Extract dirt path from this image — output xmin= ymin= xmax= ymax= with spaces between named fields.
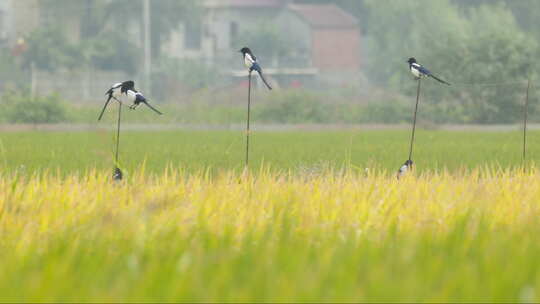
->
xmin=0 ymin=123 xmax=535 ymax=132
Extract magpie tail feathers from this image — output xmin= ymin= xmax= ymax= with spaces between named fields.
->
xmin=143 ymin=101 xmax=163 ymax=115
xmin=429 ymin=74 xmax=451 ymax=85
xmin=257 ymin=71 xmax=273 ymax=90
xmin=97 ymin=95 xmax=112 ymax=121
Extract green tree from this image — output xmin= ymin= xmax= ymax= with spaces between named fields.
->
xmin=233 ymin=22 xmax=305 ymax=67
xmin=363 ymin=0 xmax=538 ymax=123
xmin=103 ymin=0 xmax=201 ymax=59
xmin=34 ymin=0 xmax=201 ymax=72
xmin=22 ymin=27 xmax=83 ymax=71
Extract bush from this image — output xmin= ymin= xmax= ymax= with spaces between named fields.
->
xmin=1 ymin=90 xmax=68 ymax=124
xmin=357 ymin=102 xmax=411 ymax=124
xmin=256 ymin=90 xmax=332 ymax=123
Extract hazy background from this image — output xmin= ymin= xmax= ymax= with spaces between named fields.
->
xmin=0 ymin=0 xmax=539 ymax=125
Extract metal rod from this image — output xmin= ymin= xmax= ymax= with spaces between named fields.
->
xmin=408 ymin=79 xmax=421 ymax=161
xmin=245 ymin=71 xmax=252 ymax=168
xmin=522 ymin=78 xmax=530 ymax=170
xmin=115 ymin=101 xmax=122 ymax=166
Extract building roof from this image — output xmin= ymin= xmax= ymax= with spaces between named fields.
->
xmin=287 ymin=4 xmax=358 ymax=29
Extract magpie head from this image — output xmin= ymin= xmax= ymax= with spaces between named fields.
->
xmin=239 ymin=47 xmax=251 ymax=54
xmin=407 ymin=57 xmax=417 ymax=64
xmin=405 ymin=159 xmax=413 ymax=166
xmin=123 ymin=80 xmax=135 ymax=88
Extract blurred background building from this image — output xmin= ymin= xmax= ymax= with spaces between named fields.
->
xmin=0 ymin=0 xmax=539 ymax=125
xmin=0 ymin=0 xmax=363 ymax=99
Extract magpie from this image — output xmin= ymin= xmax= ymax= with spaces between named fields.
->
xmin=113 ymin=167 xmax=123 ymax=181
xmin=407 ymin=58 xmax=450 ymax=85
xmin=397 ymin=159 xmax=413 ymax=180
xmin=126 ymin=90 xmax=163 ymax=115
xmin=239 ymin=47 xmax=272 ymax=90
xmin=98 ymin=80 xmax=135 ymax=121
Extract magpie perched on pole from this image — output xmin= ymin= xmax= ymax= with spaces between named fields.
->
xmin=239 ymin=47 xmax=272 ymax=90
xmin=407 ymin=58 xmax=450 ymax=85
xmin=126 ymin=90 xmax=163 ymax=115
xmin=98 ymin=81 xmax=135 ymax=121
xmin=397 ymin=159 xmax=413 ymax=180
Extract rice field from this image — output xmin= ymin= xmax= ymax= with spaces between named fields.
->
xmin=0 ymin=129 xmax=539 ymax=174
xmin=0 ymin=130 xmax=539 ymax=301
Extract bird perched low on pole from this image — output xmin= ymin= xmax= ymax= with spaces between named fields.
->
xmin=408 ymin=57 xmax=450 ymax=85
xmin=397 ymin=159 xmax=413 ymax=180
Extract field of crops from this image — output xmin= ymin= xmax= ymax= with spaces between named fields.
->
xmin=1 ymin=129 xmax=539 ymax=301
xmin=1 ymin=129 xmax=539 ymax=174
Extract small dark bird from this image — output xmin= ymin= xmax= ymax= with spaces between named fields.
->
xmin=113 ymin=167 xmax=123 ymax=181
xmin=126 ymin=90 xmax=163 ymax=115
xmin=407 ymin=58 xmax=450 ymax=85
xmin=98 ymin=81 xmax=135 ymax=121
xmin=397 ymin=159 xmax=413 ymax=180
xmin=239 ymin=47 xmax=272 ymax=90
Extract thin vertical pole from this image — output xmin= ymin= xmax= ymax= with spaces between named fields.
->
xmin=113 ymin=102 xmax=123 ymax=180
xmin=245 ymin=72 xmax=252 ymax=168
xmin=408 ymin=79 xmax=421 ymax=161
xmin=115 ymin=102 xmax=122 ymax=165
xmin=522 ymin=79 xmax=530 ymax=170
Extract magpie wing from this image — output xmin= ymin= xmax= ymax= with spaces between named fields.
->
xmin=417 ymin=65 xmax=432 ymax=76
xmin=120 ymin=80 xmax=135 ymax=94
xmin=105 ymin=82 xmax=122 ymax=95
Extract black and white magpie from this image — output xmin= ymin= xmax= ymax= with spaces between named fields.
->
xmin=98 ymin=80 xmax=135 ymax=121
xmin=397 ymin=159 xmax=413 ymax=180
xmin=407 ymin=58 xmax=450 ymax=85
xmin=239 ymin=47 xmax=272 ymax=90
xmin=126 ymin=90 xmax=162 ymax=115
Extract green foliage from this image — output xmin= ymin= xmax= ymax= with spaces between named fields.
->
xmin=0 ymin=90 xmax=68 ymax=124
xmin=96 ymin=0 xmax=201 ymax=58
xmin=257 ymin=90 xmax=331 ymax=123
xmin=0 ymin=51 xmax=28 ymax=89
xmin=23 ymin=25 xmax=139 ymax=73
xmin=233 ymin=22 xmax=303 ymax=66
xmin=153 ymin=58 xmax=223 ymax=94
xmin=22 ymin=27 xmax=83 ymax=71
xmin=358 ymin=101 xmax=411 ymax=124
xmin=83 ymin=32 xmax=139 ymax=74
xmin=25 ymin=0 xmax=201 ymax=73
xmin=364 ymin=0 xmax=539 ymax=124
